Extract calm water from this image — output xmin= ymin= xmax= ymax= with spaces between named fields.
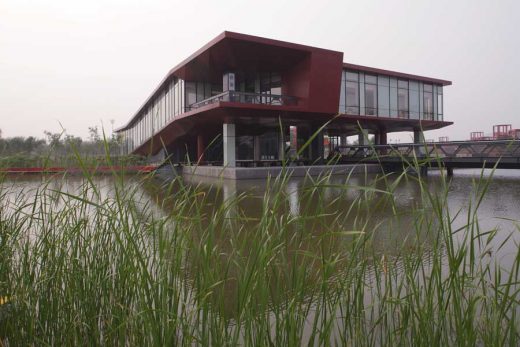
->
xmin=3 ymin=168 xmax=519 ymax=268
xmin=2 ymin=168 xmax=520 ymax=342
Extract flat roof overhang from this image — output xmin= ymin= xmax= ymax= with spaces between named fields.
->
xmin=343 ymin=63 xmax=452 ymax=86
xmin=131 ymin=104 xmax=453 ymax=155
xmin=118 ymin=31 xmax=452 ymax=134
xmin=118 ymin=31 xmax=343 ymax=131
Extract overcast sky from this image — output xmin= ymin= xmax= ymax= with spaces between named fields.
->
xmin=1 ymin=0 xmax=519 ymax=142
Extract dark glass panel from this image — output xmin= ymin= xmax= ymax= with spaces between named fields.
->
xmin=398 ymin=80 xmax=408 ymax=89
xmin=346 ymin=71 xmax=359 ymax=81
xmin=346 ymin=81 xmax=359 ymax=114
xmin=236 ymin=135 xmax=254 ymax=160
xmin=365 ymin=83 xmax=377 ymax=116
xmin=398 ymin=88 xmax=409 ymax=118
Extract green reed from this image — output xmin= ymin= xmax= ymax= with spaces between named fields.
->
xmin=0 ymin=154 xmax=519 ymax=346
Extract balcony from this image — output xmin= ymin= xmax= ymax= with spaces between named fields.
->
xmin=188 ymin=91 xmax=298 ymax=110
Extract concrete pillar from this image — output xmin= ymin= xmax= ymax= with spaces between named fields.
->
xmin=374 ymin=133 xmax=381 ymax=145
xmin=197 ymin=134 xmax=205 ymax=163
xmin=358 ymin=129 xmax=369 ymax=146
xmin=222 ymin=179 xmax=237 ymax=222
xmin=278 ymin=131 xmax=285 ymax=161
xmin=414 ymin=129 xmax=426 ymax=157
xmin=223 ymin=123 xmax=236 ymax=167
xmin=379 ymin=131 xmax=388 ymax=145
xmin=414 ymin=130 xmax=425 ymax=144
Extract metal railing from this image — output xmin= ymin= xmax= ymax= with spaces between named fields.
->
xmin=337 ymin=140 xmax=520 ymax=159
xmin=188 ymin=91 xmax=298 ymax=110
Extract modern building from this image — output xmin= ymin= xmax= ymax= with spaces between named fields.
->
xmin=116 ymin=31 xmax=452 ymax=167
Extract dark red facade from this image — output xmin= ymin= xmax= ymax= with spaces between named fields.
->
xmin=117 ymin=31 xmax=452 ymax=159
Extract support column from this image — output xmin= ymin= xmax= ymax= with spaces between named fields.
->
xmin=414 ymin=129 xmax=426 ymax=157
xmin=414 ymin=129 xmax=425 ymax=144
xmin=278 ymin=131 xmax=285 ymax=161
xmin=379 ymin=131 xmax=388 ymax=145
xmin=374 ymin=133 xmax=381 ymax=145
xmin=310 ymin=126 xmax=324 ymax=163
xmin=223 ymin=123 xmax=236 ymax=167
xmin=358 ymin=129 xmax=369 ymax=146
xmin=197 ymin=134 xmax=205 ymax=163
xmin=376 ymin=130 xmax=388 ymax=155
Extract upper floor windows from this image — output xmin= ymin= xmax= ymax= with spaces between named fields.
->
xmin=339 ymin=70 xmax=444 ymax=121
xmin=364 ymin=75 xmax=377 ymax=116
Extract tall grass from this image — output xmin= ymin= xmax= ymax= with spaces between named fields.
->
xmin=0 ymin=160 xmax=518 ymax=346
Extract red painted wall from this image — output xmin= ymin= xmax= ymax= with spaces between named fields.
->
xmin=307 ymin=50 xmax=344 ymax=114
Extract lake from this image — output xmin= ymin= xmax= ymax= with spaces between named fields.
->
xmin=1 ymin=168 xmax=519 ymax=345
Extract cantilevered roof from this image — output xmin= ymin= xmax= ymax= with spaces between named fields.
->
xmin=342 ymin=63 xmax=452 ymax=86
xmin=117 ymin=31 xmax=452 ymax=132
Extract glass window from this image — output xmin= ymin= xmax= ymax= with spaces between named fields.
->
xmin=174 ymin=80 xmax=179 ymax=116
xmin=423 ymin=84 xmax=433 ymax=120
xmin=438 ymin=93 xmax=443 ymax=118
xmin=259 ymin=132 xmax=278 ymax=160
xmin=339 ymin=71 xmax=346 ymax=113
xmin=236 ymin=135 xmax=254 ymax=160
xmin=365 ymin=75 xmax=377 ymax=116
xmin=390 ymin=78 xmax=398 ymax=117
xmin=270 ymin=73 xmax=281 ymax=95
xmin=398 ymin=80 xmax=408 ymax=118
xmin=410 ymin=89 xmax=420 ymax=119
xmin=346 ymin=81 xmax=359 ymax=114
xmin=398 ymin=80 xmax=408 ymax=89
xmin=196 ymin=82 xmax=205 ymax=102
xmin=346 ymin=71 xmax=359 ymax=81
xmin=378 ymin=76 xmax=390 ymax=116
xmin=260 ymin=73 xmax=271 ymax=94
xmin=365 ymin=74 xmax=377 ymax=84
xmin=204 ymin=82 xmax=211 ymax=100
xmin=185 ymin=82 xmax=196 ymax=107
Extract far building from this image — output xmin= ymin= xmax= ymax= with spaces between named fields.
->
xmin=116 ymin=31 xmax=452 ymax=166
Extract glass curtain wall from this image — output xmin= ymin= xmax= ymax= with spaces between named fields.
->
xmin=409 ymin=81 xmax=420 ymax=120
xmin=346 ymin=72 xmax=359 ymax=114
xmin=423 ymin=84 xmax=434 ymax=120
xmin=377 ymin=76 xmax=390 ymax=116
xmin=437 ymin=86 xmax=443 ymax=121
xmin=364 ymin=75 xmax=377 ymax=116
xmin=397 ymin=80 xmax=409 ymax=119
xmin=339 ymin=69 xmax=445 ymax=122
xmin=120 ymin=77 xmax=186 ymax=154
xmin=184 ymin=81 xmax=214 ymax=109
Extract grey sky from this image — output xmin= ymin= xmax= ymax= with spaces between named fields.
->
xmin=1 ymin=0 xmax=519 ymax=142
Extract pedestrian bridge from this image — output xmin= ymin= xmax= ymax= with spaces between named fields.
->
xmin=338 ymin=140 xmax=520 ymax=174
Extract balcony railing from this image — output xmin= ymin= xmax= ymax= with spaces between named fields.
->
xmin=188 ymin=91 xmax=298 ymax=110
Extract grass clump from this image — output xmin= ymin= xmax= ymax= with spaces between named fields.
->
xmin=0 ymin=162 xmax=518 ymax=346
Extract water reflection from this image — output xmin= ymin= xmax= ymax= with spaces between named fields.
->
xmin=2 ymin=169 xmax=519 ymax=323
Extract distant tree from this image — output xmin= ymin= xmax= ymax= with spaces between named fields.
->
xmin=65 ymin=135 xmax=83 ymax=149
xmin=88 ymin=126 xmax=101 ymax=143
xmin=44 ymin=130 xmax=63 ymax=148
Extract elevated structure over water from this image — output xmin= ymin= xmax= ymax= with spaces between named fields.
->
xmin=116 ymin=31 xmax=452 ymax=170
